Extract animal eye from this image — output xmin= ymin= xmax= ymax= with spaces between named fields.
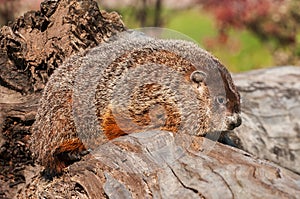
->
xmin=190 ymin=71 xmax=206 ymax=84
xmin=216 ymin=96 xmax=227 ymax=105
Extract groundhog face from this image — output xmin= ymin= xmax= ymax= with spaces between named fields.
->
xmin=189 ymin=63 xmax=241 ymax=134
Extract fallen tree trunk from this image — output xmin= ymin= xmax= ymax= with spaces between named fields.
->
xmin=16 ymin=131 xmax=300 ymax=198
xmin=0 ymin=0 xmax=299 ymax=198
xmin=231 ymin=66 xmax=300 ymax=174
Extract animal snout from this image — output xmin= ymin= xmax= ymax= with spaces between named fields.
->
xmin=226 ymin=113 xmax=242 ymax=130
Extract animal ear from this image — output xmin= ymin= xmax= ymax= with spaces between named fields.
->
xmin=190 ymin=70 xmax=207 ymax=84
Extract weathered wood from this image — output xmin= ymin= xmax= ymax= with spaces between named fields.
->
xmin=0 ymin=87 xmax=39 ymax=199
xmin=16 ymin=131 xmax=300 ymax=198
xmin=0 ymin=0 xmax=125 ymax=94
xmin=231 ymin=66 xmax=300 ymax=174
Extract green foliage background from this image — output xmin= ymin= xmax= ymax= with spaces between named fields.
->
xmin=115 ymin=5 xmax=297 ymax=72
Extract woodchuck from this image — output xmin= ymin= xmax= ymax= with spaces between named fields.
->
xmin=30 ymin=32 xmax=241 ymax=178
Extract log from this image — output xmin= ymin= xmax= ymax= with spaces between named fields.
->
xmin=16 ymin=131 xmax=300 ymax=198
xmin=231 ymin=66 xmax=300 ymax=174
xmin=0 ymin=0 xmax=299 ymax=198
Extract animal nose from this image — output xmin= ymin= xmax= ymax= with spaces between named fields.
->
xmin=226 ymin=113 xmax=242 ymax=130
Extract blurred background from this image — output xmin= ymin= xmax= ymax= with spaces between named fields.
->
xmin=0 ymin=0 xmax=299 ymax=72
